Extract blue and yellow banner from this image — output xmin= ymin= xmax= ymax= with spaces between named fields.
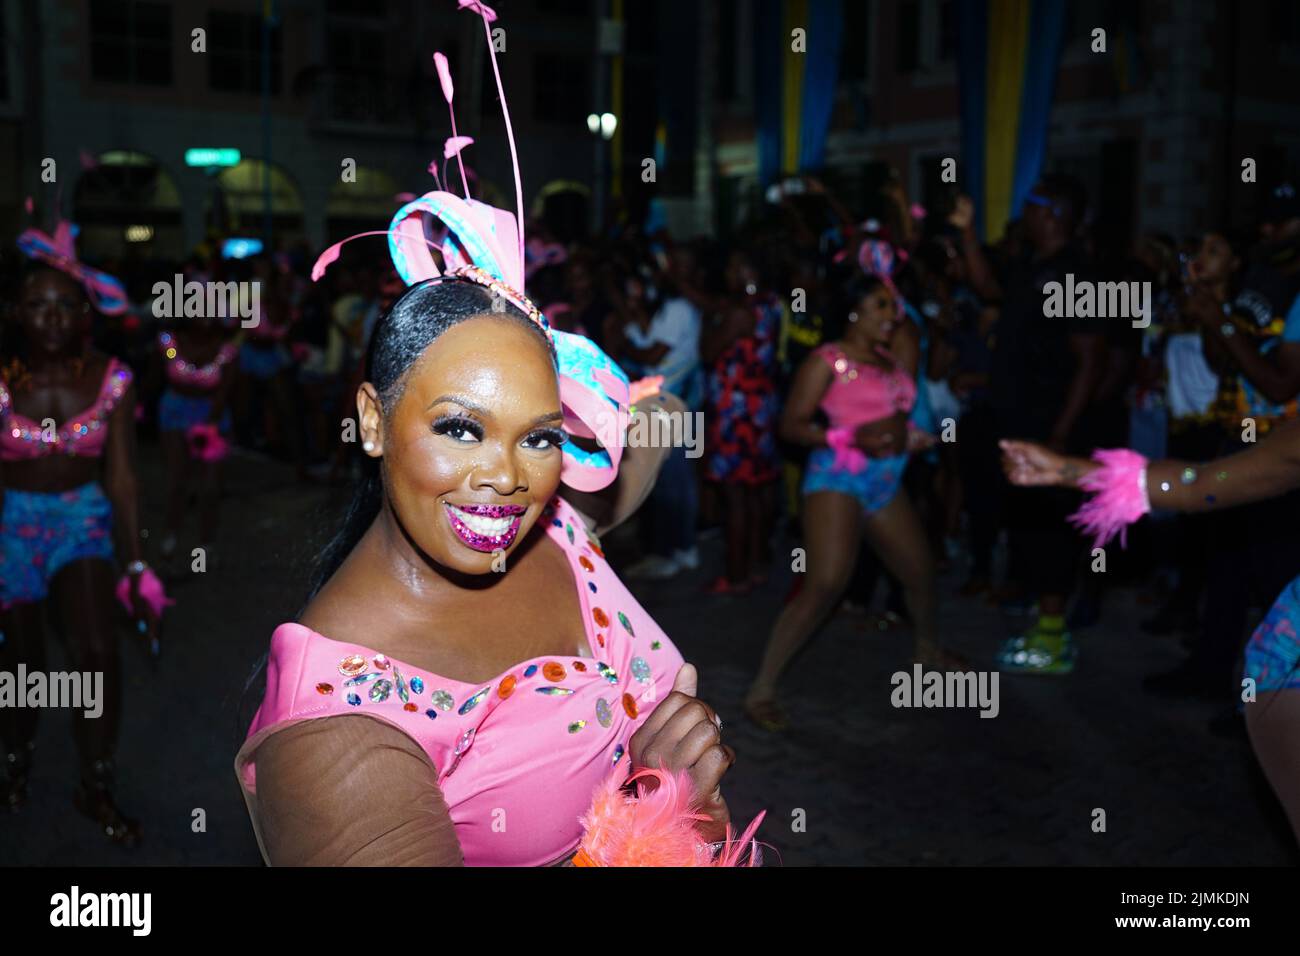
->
xmin=957 ymin=0 xmax=1066 ymax=241
xmin=755 ymin=0 xmax=844 ymax=187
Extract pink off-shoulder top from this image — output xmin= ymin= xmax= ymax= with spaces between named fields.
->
xmin=236 ymin=494 xmax=686 ymax=867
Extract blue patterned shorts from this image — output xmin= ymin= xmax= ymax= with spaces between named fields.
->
xmin=159 ymin=388 xmax=232 ymax=433
xmin=801 ymin=448 xmax=909 ymax=516
xmin=1243 ymin=574 xmax=1300 ymax=693
xmin=0 ymin=483 xmax=115 ymax=606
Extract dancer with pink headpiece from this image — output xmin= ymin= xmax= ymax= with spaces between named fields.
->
xmin=1 ymin=212 xmax=165 ymax=846
xmin=236 ymin=0 xmax=762 ymax=866
xmin=743 ymin=259 xmax=962 ymax=732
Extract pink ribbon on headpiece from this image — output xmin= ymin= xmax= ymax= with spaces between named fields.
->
xmin=857 ymin=238 xmax=906 ymax=320
xmin=17 ymin=220 xmax=128 ymax=315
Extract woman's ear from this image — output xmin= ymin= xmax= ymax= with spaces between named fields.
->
xmin=357 ymin=382 xmax=384 ymax=456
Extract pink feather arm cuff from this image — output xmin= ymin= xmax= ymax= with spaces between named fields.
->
xmin=573 ymin=757 xmax=766 ymax=867
xmin=1067 ymin=448 xmax=1151 ymax=549
xmin=115 ymin=567 xmax=175 ymax=620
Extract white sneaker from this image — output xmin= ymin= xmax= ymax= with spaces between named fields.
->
xmin=672 ymin=547 xmax=700 ymax=570
xmin=625 ymin=555 xmax=682 ymax=580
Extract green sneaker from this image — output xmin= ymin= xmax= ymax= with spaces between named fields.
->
xmin=996 ymin=629 xmax=1076 ymax=674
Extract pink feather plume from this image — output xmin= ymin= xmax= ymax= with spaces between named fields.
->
xmin=576 ymin=756 xmax=766 ymax=867
xmin=433 ymin=51 xmax=455 ymax=103
xmin=444 ymin=135 xmax=474 ymax=160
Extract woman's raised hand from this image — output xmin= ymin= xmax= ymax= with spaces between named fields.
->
xmin=628 ymin=663 xmax=734 ymax=843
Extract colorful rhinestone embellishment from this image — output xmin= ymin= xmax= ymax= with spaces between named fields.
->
xmin=459 ymin=687 xmax=490 ymax=715
xmin=542 ymin=662 xmax=566 ymax=682
xmin=338 ymin=654 xmax=367 ymax=677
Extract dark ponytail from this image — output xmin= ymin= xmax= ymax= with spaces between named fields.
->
xmin=303 ymin=276 xmax=555 ymax=604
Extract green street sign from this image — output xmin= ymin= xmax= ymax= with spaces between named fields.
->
xmin=185 ymin=148 xmax=242 ymax=168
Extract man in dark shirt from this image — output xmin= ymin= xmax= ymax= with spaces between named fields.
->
xmin=958 ymin=175 xmax=1107 ymax=673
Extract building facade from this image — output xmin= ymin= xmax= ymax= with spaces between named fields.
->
xmin=2 ymin=0 xmax=604 ymax=260
xmin=703 ymin=0 xmax=1300 ymax=243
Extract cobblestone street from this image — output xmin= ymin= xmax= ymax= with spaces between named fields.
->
xmin=5 ymin=448 xmax=1296 ymax=866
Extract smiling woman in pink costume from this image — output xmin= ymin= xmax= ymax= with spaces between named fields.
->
xmin=235 ymin=2 xmax=757 ymax=867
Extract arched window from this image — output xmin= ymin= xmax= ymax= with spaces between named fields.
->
xmin=206 ymin=158 xmax=305 ymax=246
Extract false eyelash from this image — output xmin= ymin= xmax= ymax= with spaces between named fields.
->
xmin=431 ymin=414 xmax=484 ymax=442
xmin=526 ymin=427 xmax=567 ymax=449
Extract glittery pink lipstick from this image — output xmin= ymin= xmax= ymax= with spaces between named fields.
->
xmin=444 ymin=502 xmax=526 ymax=553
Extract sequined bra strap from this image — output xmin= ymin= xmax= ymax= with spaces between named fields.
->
xmin=94 ymin=358 xmax=133 ymax=418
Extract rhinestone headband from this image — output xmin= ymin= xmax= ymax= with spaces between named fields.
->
xmin=445 ymin=263 xmax=552 ymax=345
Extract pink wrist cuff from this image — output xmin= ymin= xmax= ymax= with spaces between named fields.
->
xmin=826 ymin=426 xmax=868 ymax=473
xmin=115 ymin=567 xmax=175 ymax=620
xmin=1067 ymin=448 xmax=1151 ymax=549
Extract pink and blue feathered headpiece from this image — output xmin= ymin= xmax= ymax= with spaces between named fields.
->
xmin=311 ymin=0 xmax=629 ymax=493
xmin=17 ymin=218 xmax=128 ymax=315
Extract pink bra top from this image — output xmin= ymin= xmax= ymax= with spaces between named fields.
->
xmin=815 ymin=343 xmax=916 ymax=431
xmin=236 ymin=494 xmax=686 ymax=867
xmin=159 ymin=332 xmax=237 ymax=389
xmin=0 ymin=358 xmax=133 ymax=461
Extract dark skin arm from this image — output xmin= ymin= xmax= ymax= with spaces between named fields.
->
xmin=951 ymin=196 xmax=1002 ymax=302
xmin=1002 ymin=415 xmax=1300 ymax=513
xmin=1190 ymin=287 xmax=1300 ymax=405
xmin=103 ymin=380 xmax=159 ymax=643
xmin=1048 ymin=332 xmax=1105 ymax=451
xmin=778 ymin=352 xmax=835 ymax=449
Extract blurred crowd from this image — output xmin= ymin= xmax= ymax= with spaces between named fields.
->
xmin=7 ymin=172 xmax=1299 ymax=733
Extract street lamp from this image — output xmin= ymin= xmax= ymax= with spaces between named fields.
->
xmin=588 ymin=112 xmax=617 ymax=141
